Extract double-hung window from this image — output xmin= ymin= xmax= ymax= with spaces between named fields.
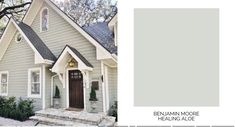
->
xmin=28 ymin=68 xmax=41 ymax=98
xmin=0 ymin=71 xmax=8 ymax=96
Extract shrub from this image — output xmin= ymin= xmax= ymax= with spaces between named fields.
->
xmin=54 ymin=85 xmax=60 ymax=98
xmin=89 ymin=86 xmax=98 ymax=101
xmin=109 ymin=101 xmax=117 ymax=121
xmin=0 ymin=96 xmax=34 ymax=121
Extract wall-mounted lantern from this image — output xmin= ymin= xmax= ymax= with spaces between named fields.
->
xmin=69 ymin=59 xmax=75 ymax=67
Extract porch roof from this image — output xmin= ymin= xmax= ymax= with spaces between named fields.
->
xmin=51 ymin=45 xmax=93 ymax=73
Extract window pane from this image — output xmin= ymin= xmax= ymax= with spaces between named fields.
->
xmin=1 ymin=83 xmax=7 ymax=94
xmin=1 ymin=74 xmax=7 ymax=83
xmin=31 ymin=71 xmax=39 ymax=82
xmin=31 ymin=83 xmax=40 ymax=94
xmin=42 ymin=9 xmax=48 ymax=31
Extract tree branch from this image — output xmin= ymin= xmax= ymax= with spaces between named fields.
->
xmin=0 ymin=2 xmax=31 ymax=19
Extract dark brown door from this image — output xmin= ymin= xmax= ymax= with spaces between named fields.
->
xmin=69 ymin=70 xmax=84 ymax=108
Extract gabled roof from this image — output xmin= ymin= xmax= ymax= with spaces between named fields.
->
xmin=18 ymin=22 xmax=56 ymax=61
xmin=0 ymin=19 xmax=56 ymax=64
xmin=23 ymin=0 xmax=117 ymax=59
xmin=51 ymin=45 xmax=93 ymax=72
xmin=66 ymin=45 xmax=93 ymax=68
xmin=83 ymin=22 xmax=117 ymax=55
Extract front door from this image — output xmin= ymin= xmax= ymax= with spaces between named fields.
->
xmin=69 ymin=70 xmax=84 ymax=109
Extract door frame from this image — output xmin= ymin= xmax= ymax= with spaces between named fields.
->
xmin=66 ymin=68 xmax=86 ymax=110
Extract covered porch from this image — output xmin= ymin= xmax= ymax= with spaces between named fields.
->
xmin=50 ymin=45 xmax=93 ymax=111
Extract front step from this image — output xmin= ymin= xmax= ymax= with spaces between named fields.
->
xmin=34 ymin=109 xmax=105 ymax=125
xmin=98 ymin=116 xmax=116 ymax=127
xmin=30 ymin=115 xmax=73 ymax=126
xmin=31 ymin=115 xmax=97 ymax=126
xmin=29 ymin=108 xmax=116 ymax=126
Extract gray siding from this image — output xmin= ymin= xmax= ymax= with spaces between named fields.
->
xmin=31 ymin=2 xmax=103 ymax=112
xmin=108 ymin=67 xmax=117 ymax=107
xmin=53 ymin=76 xmax=66 ymax=108
xmin=45 ymin=68 xmax=52 ymax=108
xmin=0 ymin=32 xmax=42 ymax=111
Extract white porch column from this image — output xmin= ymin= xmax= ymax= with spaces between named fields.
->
xmin=42 ymin=64 xmax=46 ymax=109
xmin=101 ymin=61 xmax=109 ymax=113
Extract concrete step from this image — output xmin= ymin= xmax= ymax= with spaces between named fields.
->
xmin=31 ymin=115 xmax=96 ymax=126
xmin=98 ymin=116 xmax=116 ymax=127
xmin=30 ymin=115 xmax=73 ymax=126
xmin=34 ymin=109 xmax=105 ymax=125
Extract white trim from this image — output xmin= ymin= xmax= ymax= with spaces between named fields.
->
xmin=27 ymin=67 xmax=42 ymax=98
xmin=104 ymin=65 xmax=110 ymax=112
xmin=0 ymin=71 xmax=9 ymax=96
xmin=42 ymin=65 xmax=46 ymax=109
xmin=81 ymin=71 xmax=89 ymax=110
xmin=66 ymin=68 xmax=86 ymax=110
xmin=101 ymin=61 xmax=106 ymax=112
xmin=44 ymin=0 xmax=113 ymax=60
xmin=51 ymin=46 xmax=93 ymax=73
xmin=23 ymin=0 xmax=43 ymax=25
xmin=40 ymin=7 xmax=49 ymax=32
xmin=12 ymin=20 xmax=44 ymax=60
xmin=0 ymin=19 xmax=17 ymax=61
xmin=0 ymin=19 xmax=53 ymax=64
xmin=108 ymin=14 xmax=117 ymax=27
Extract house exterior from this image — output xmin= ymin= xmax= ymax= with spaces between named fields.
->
xmin=0 ymin=0 xmax=117 ymax=114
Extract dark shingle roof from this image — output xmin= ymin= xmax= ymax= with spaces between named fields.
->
xmin=53 ymin=45 xmax=93 ymax=68
xmin=66 ymin=45 xmax=93 ymax=68
xmin=18 ymin=22 xmax=56 ymax=61
xmin=83 ymin=22 xmax=117 ymax=55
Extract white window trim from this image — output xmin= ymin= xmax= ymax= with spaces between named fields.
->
xmin=0 ymin=71 xmax=9 ymax=96
xmin=28 ymin=67 xmax=41 ymax=98
xmin=40 ymin=7 xmax=49 ymax=32
xmin=15 ymin=32 xmax=22 ymax=43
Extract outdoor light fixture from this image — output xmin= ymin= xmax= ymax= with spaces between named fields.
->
xmin=69 ymin=59 xmax=75 ymax=67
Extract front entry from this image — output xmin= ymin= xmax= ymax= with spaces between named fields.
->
xmin=69 ymin=70 xmax=84 ymax=109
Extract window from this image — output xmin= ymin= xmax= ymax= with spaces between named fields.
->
xmin=15 ymin=32 xmax=22 ymax=43
xmin=0 ymin=71 xmax=8 ymax=96
xmin=28 ymin=68 xmax=41 ymax=98
xmin=41 ymin=8 xmax=49 ymax=32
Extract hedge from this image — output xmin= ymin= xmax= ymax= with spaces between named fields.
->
xmin=0 ymin=96 xmax=34 ymax=121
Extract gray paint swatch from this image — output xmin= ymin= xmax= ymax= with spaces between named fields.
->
xmin=134 ymin=9 xmax=219 ymax=106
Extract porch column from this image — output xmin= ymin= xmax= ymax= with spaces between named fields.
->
xmin=42 ymin=64 xmax=46 ymax=109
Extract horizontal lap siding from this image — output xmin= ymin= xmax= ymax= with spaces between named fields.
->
xmin=108 ymin=67 xmax=117 ymax=107
xmin=53 ymin=77 xmax=66 ymax=108
xmin=0 ymin=34 xmax=42 ymax=111
xmin=31 ymin=2 xmax=103 ymax=112
xmin=45 ymin=68 xmax=52 ymax=108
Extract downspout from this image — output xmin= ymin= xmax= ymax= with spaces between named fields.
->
xmin=51 ymin=74 xmax=58 ymax=106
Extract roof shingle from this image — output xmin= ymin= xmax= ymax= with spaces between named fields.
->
xmin=83 ymin=22 xmax=117 ymax=55
xmin=18 ymin=22 xmax=56 ymax=61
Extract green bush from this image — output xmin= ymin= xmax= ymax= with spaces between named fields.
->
xmin=89 ymin=86 xmax=98 ymax=101
xmin=54 ymin=85 xmax=60 ymax=98
xmin=0 ymin=96 xmax=34 ymax=121
xmin=109 ymin=101 xmax=117 ymax=121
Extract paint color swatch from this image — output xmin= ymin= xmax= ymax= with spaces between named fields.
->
xmin=134 ymin=9 xmax=219 ymax=106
